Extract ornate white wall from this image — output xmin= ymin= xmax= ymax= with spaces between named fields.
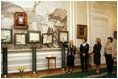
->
xmin=67 ymin=1 xmax=117 ymax=64
xmin=67 ymin=1 xmax=117 ymax=47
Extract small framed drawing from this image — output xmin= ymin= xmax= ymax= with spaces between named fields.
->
xmin=28 ymin=31 xmax=41 ymax=43
xmin=77 ymin=24 xmax=87 ymax=39
xmin=14 ymin=33 xmax=27 ymax=46
xmin=42 ymin=33 xmax=53 ymax=44
xmin=1 ymin=28 xmax=12 ymax=44
xmin=58 ymin=31 xmax=69 ymax=43
xmin=14 ymin=12 xmax=27 ymax=29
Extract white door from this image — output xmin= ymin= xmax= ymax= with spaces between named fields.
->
xmin=90 ymin=16 xmax=108 ymax=64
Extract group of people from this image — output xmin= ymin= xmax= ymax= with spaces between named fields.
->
xmin=62 ymin=37 xmax=115 ymax=75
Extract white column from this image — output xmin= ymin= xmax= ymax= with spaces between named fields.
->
xmin=73 ymin=1 xmax=75 ymax=45
xmin=69 ymin=1 xmax=73 ymax=40
xmin=67 ymin=1 xmax=70 ymax=33
xmin=75 ymin=2 xmax=78 ymax=46
xmin=87 ymin=1 xmax=90 ymax=44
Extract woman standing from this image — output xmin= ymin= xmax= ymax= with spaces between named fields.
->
xmin=93 ymin=38 xmax=102 ymax=74
xmin=104 ymin=37 xmax=115 ymax=75
xmin=66 ymin=40 xmax=76 ymax=73
xmin=80 ymin=39 xmax=89 ymax=72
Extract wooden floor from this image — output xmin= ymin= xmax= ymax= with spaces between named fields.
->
xmin=2 ymin=63 xmax=117 ymax=78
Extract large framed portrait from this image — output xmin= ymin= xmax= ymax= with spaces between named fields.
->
xmin=14 ymin=12 xmax=27 ymax=29
xmin=1 ymin=28 xmax=12 ymax=44
xmin=58 ymin=31 xmax=69 ymax=43
xmin=42 ymin=33 xmax=53 ymax=44
xmin=77 ymin=24 xmax=87 ymax=39
xmin=28 ymin=31 xmax=41 ymax=43
xmin=14 ymin=33 xmax=27 ymax=46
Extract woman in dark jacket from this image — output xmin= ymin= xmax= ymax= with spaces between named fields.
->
xmin=93 ymin=38 xmax=102 ymax=74
xmin=80 ymin=39 xmax=89 ymax=72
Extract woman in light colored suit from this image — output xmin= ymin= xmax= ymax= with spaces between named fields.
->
xmin=104 ymin=37 xmax=115 ymax=75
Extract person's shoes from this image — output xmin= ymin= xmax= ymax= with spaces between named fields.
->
xmin=65 ymin=70 xmax=69 ymax=73
xmin=96 ymin=70 xmax=100 ymax=74
xmin=85 ymin=70 xmax=88 ymax=72
xmin=65 ymin=71 xmax=69 ymax=73
xmin=108 ymin=73 xmax=112 ymax=75
xmin=70 ymin=71 xmax=72 ymax=73
xmin=96 ymin=72 xmax=100 ymax=74
xmin=69 ymin=69 xmax=72 ymax=73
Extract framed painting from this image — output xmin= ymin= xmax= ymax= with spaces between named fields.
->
xmin=114 ymin=31 xmax=117 ymax=39
xmin=14 ymin=12 xmax=27 ymax=29
xmin=77 ymin=24 xmax=87 ymax=39
xmin=14 ymin=33 xmax=27 ymax=46
xmin=1 ymin=28 xmax=12 ymax=44
xmin=28 ymin=31 xmax=41 ymax=43
xmin=42 ymin=33 xmax=53 ymax=44
xmin=58 ymin=31 xmax=68 ymax=43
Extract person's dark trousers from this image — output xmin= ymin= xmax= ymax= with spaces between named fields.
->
xmin=61 ymin=46 xmax=65 ymax=69
xmin=105 ymin=54 xmax=114 ymax=74
xmin=80 ymin=55 xmax=88 ymax=71
xmin=80 ymin=55 xmax=84 ymax=71
xmin=85 ymin=55 xmax=88 ymax=71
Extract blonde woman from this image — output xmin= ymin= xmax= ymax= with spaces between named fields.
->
xmin=66 ymin=40 xmax=76 ymax=73
xmin=93 ymin=38 xmax=102 ymax=74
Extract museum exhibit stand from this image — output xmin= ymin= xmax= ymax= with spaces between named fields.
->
xmin=2 ymin=44 xmax=8 ymax=78
xmin=32 ymin=44 xmax=37 ymax=74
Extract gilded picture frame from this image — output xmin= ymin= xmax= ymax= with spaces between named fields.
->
xmin=14 ymin=12 xmax=27 ymax=29
xmin=1 ymin=28 xmax=12 ymax=44
xmin=77 ymin=24 xmax=87 ymax=39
